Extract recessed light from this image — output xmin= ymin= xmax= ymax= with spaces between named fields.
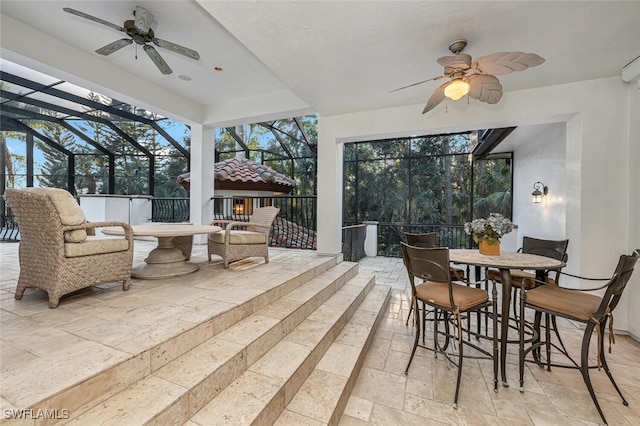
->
xmin=213 ymin=66 xmax=223 ymax=72
xmin=178 ymin=75 xmax=192 ymax=81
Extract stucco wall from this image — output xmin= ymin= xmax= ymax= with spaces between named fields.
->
xmin=511 ymin=123 xmax=568 ymax=258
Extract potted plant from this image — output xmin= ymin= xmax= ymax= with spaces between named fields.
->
xmin=464 ymin=213 xmax=515 ymax=255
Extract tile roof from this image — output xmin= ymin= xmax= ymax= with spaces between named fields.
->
xmin=177 ymin=157 xmax=296 ymax=193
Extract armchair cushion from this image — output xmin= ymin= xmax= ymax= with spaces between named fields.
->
xmin=208 ymin=230 xmax=267 ymax=245
xmin=64 ymin=236 xmax=130 ymax=258
xmin=25 ymin=187 xmax=88 ymax=243
xmin=65 ymin=229 xmax=88 ymax=243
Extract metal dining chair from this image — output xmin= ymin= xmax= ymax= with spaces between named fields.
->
xmin=401 ymin=243 xmax=498 ymax=409
xmin=403 ymin=232 xmax=467 ymax=326
xmin=518 ymin=251 xmax=639 ymax=425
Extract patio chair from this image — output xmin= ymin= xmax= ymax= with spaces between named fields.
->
xmin=518 ymin=251 xmax=639 ymax=425
xmin=208 ymin=206 xmax=280 ymax=268
xmin=403 ymin=232 xmax=467 ymax=326
xmin=3 ymin=188 xmax=134 ymax=308
xmin=486 ymin=236 xmax=569 ymax=318
xmin=401 ymin=242 xmax=498 ymax=409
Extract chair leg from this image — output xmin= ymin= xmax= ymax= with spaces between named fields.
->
xmin=519 ymin=288 xmax=526 ymax=392
xmin=405 ymin=299 xmax=421 ymax=374
xmin=598 ymin=322 xmax=628 ymax=407
xmin=122 ymin=278 xmax=130 ymax=291
xmin=47 ymin=294 xmax=60 ymax=309
xmin=422 ymin=303 xmax=427 ymax=344
xmin=14 ymin=282 xmax=27 ymax=300
xmin=453 ymin=327 xmax=464 ymax=409
xmin=405 ymin=296 xmax=414 ymax=326
xmin=545 ymin=313 xmax=552 ymax=371
xmin=532 ymin=312 xmax=543 ymax=364
xmin=492 ymin=285 xmax=499 ymax=393
xmin=580 ymin=324 xmax=608 ymax=426
xmin=550 ymin=315 xmax=569 ymax=359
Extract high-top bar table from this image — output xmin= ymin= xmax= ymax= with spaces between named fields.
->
xmin=102 ymin=224 xmax=221 ymax=279
xmin=449 ymin=249 xmax=565 ymax=387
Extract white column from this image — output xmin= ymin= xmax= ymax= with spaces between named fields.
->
xmin=316 ymin=117 xmax=343 ymax=255
xmin=189 ymin=124 xmax=215 ymax=243
xmin=363 ymin=221 xmax=378 ymax=257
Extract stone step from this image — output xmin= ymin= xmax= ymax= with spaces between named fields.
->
xmin=187 ymin=279 xmax=390 ymax=426
xmin=2 ymin=252 xmax=342 ymax=425
xmin=276 ymin=284 xmax=391 ymax=426
xmin=64 ymin=261 xmax=360 ymax=425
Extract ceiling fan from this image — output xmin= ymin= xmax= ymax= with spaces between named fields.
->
xmin=63 ymin=5 xmax=200 ymax=75
xmin=391 ymin=39 xmax=545 ymax=114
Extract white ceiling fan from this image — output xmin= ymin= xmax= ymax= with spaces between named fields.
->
xmin=392 ymin=39 xmax=545 ymax=113
xmin=63 ymin=5 xmax=200 ymax=75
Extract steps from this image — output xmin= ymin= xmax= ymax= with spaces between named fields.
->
xmin=60 ymin=257 xmax=390 ymax=425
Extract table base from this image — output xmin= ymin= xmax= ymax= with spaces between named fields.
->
xmin=133 ymin=236 xmax=199 ymax=279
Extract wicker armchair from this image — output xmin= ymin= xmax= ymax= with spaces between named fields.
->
xmin=3 ymin=188 xmax=134 ymax=308
xmin=208 ymin=206 xmax=280 ymax=268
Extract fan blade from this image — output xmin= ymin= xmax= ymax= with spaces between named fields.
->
xmin=63 ymin=8 xmax=126 ymax=33
xmin=437 ymin=54 xmax=472 ymax=71
xmin=153 ymin=38 xmax=200 ymax=60
xmin=472 ymin=52 xmax=545 ymax=76
xmin=95 ymin=39 xmax=133 ymax=56
xmin=422 ymin=81 xmax=448 ymax=114
xmin=467 ymin=74 xmax=503 ymax=104
xmin=389 ymin=75 xmax=445 ymax=93
xmin=144 ymin=45 xmax=173 ymax=74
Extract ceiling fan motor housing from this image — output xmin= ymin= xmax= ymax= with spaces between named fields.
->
xmin=124 ymin=20 xmax=154 ymax=45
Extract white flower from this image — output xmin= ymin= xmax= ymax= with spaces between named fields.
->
xmin=464 ymin=213 xmax=514 ymax=244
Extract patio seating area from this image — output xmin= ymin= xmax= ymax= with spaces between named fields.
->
xmin=2 ymin=240 xmax=639 ymax=424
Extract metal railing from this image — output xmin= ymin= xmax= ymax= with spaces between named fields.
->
xmin=150 ymin=195 xmax=318 ymax=250
xmin=0 ymin=202 xmax=19 ymax=242
xmin=151 ymin=197 xmax=190 ymax=223
xmin=376 ymin=222 xmax=472 ymax=257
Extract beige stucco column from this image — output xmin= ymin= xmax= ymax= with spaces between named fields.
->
xmin=189 ymin=124 xmax=215 ymax=243
xmin=316 ymin=116 xmax=343 ymax=255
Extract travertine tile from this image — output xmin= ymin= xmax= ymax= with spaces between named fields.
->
xmin=191 ymin=370 xmax=283 ymax=425
xmin=1 ymin=340 xmax=133 ymax=407
xmin=287 ymin=369 xmax=347 ymax=423
xmin=350 ymin=367 xmax=407 ymax=410
xmin=249 ymin=340 xmax=311 ymax=382
xmin=316 ymin=343 xmax=361 ymax=377
xmin=342 ymin=395 xmax=374 ymax=422
xmin=284 ymin=318 xmax=334 ymax=348
xmin=275 ymin=409 xmax=324 ymax=426
xmin=66 ymin=375 xmax=188 ymax=425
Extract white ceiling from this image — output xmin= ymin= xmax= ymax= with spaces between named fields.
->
xmin=1 ymin=1 xmax=639 ymax=127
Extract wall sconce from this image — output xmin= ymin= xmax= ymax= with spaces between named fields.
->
xmin=532 ymin=181 xmax=548 ymax=203
xmin=233 ymin=199 xmax=245 ymax=215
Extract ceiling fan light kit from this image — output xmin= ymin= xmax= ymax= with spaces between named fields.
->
xmin=444 ymin=78 xmax=470 ymax=100
xmin=63 ymin=5 xmax=200 ymax=75
xmin=392 ymin=38 xmax=545 ymax=114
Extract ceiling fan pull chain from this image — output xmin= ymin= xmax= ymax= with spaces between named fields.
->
xmin=135 ymin=44 xmax=138 ymax=60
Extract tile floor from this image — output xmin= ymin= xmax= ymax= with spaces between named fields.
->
xmin=349 ymin=256 xmax=640 ymax=425
xmin=1 ymin=241 xmax=639 ymax=425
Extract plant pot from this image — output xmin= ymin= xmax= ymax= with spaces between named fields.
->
xmin=479 ymin=240 xmax=500 ymax=256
